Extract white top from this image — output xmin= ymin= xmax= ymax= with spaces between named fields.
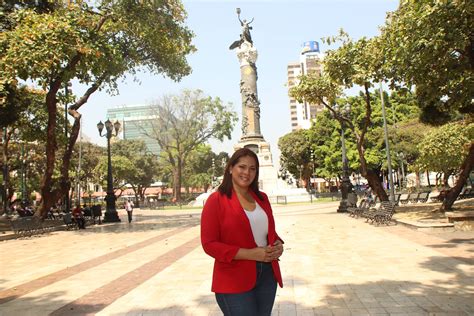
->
xmin=244 ymin=203 xmax=269 ymax=247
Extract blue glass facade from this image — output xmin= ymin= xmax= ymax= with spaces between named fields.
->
xmin=107 ymin=105 xmax=160 ymax=156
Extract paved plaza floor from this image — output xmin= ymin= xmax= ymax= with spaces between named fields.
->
xmin=0 ymin=202 xmax=473 ymax=316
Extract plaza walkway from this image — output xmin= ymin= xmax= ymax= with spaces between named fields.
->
xmin=0 ymin=202 xmax=473 ymax=316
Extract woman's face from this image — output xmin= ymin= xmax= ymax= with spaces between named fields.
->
xmin=230 ymin=155 xmax=257 ymax=190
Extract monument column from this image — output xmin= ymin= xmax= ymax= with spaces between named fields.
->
xmin=229 ymin=8 xmax=279 ymax=192
xmin=236 ymin=43 xmax=264 ymax=142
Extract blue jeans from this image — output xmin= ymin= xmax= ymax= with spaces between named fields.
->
xmin=215 ymin=262 xmax=277 ymax=316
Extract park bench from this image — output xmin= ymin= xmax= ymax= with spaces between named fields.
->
xmin=62 ymin=213 xmax=78 ymax=230
xmin=348 ymin=199 xmax=370 ymax=218
xmin=458 ymin=187 xmax=474 ymax=200
xmin=408 ymin=192 xmax=420 ymax=204
xmin=371 ymin=202 xmax=396 ymax=225
xmin=83 ymin=205 xmax=102 ymax=225
xmin=428 ymin=191 xmax=441 ymax=202
xmin=361 ymin=201 xmax=396 ymax=225
xmin=416 ymin=191 xmax=430 ymax=203
xmin=363 ymin=201 xmax=396 ymax=225
xmin=10 ymin=216 xmax=61 ymax=237
xmin=10 ymin=216 xmax=43 ymax=237
xmin=393 ymin=193 xmax=401 ymax=206
xmin=276 ymin=196 xmax=287 ymax=204
xmin=399 ymin=193 xmax=410 ymax=205
xmin=367 ymin=195 xmax=379 ymax=207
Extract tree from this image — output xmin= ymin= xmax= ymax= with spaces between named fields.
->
xmin=0 ymin=86 xmax=54 ymax=214
xmin=94 ymin=155 xmax=134 ymax=198
xmin=146 ymin=90 xmax=237 ymax=202
xmin=278 ymin=129 xmax=313 ymax=189
xmin=71 ymin=141 xmax=104 ymax=205
xmin=380 ymin=0 xmax=474 ymax=210
xmin=182 ymin=145 xmax=229 ymax=194
xmin=1 ymin=1 xmax=195 ymax=217
xmin=306 ymin=109 xmax=358 ymax=184
xmin=416 ymin=122 xmax=474 ymax=187
xmin=111 ymin=139 xmax=159 ymax=206
xmin=292 ymin=33 xmax=390 ymax=200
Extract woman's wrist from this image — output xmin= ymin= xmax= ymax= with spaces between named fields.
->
xmin=234 ymin=247 xmax=264 ymax=261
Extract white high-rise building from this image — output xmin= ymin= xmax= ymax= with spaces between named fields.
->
xmin=287 ymin=41 xmax=325 ymax=131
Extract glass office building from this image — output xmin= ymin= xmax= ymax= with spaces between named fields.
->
xmin=106 ymin=105 xmax=160 ymax=156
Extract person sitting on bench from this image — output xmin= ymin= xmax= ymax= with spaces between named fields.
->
xmin=72 ymin=204 xmax=86 ymax=229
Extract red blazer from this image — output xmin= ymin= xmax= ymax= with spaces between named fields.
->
xmin=201 ymin=189 xmax=283 ymax=293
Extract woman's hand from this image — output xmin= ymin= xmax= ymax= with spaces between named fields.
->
xmin=234 ymin=242 xmax=283 ymax=262
xmin=264 ymin=240 xmax=283 ymax=262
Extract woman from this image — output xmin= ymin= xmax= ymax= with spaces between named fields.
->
xmin=201 ymin=148 xmax=284 ymax=315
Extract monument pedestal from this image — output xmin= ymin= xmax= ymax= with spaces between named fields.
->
xmin=234 ymin=139 xmax=280 ymax=194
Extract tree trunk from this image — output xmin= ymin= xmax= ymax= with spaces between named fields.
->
xmin=173 ymin=158 xmax=182 ymax=202
xmin=39 ymin=85 xmax=62 ymax=218
xmin=355 ymin=137 xmax=388 ymax=201
xmin=442 ymin=172 xmax=450 ymax=187
xmin=1 ymin=129 xmax=10 ymax=216
xmin=58 ymin=110 xmax=81 ymax=213
xmin=441 ymin=142 xmax=474 ymax=211
xmin=426 ymin=170 xmax=431 ymax=187
xmin=366 ymin=169 xmax=388 ymax=201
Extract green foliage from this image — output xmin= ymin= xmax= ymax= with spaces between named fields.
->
xmin=278 ymin=129 xmax=313 ymax=181
xmin=0 ymin=1 xmax=195 ymax=90
xmin=380 ymin=0 xmax=474 ymax=124
xmin=182 ymin=145 xmax=228 ymax=191
xmin=95 ymin=155 xmax=134 ymax=192
xmin=389 ymin=119 xmax=432 ymax=171
xmin=0 ymin=1 xmax=196 ymax=212
xmin=147 ymin=89 xmax=237 ymax=200
xmin=110 ymin=139 xmax=160 ymax=197
xmin=306 ymin=110 xmax=344 ymax=179
xmin=71 ymin=141 xmax=104 ymax=191
xmin=416 ymin=122 xmax=474 ymax=175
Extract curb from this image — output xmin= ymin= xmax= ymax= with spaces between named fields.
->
xmin=395 ymin=218 xmax=455 ymax=232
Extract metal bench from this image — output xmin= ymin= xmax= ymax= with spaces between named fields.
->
xmin=348 ymin=199 xmax=370 ymax=218
xmin=399 ymin=193 xmax=409 ymax=205
xmin=458 ymin=187 xmax=474 ymax=200
xmin=361 ymin=201 xmax=397 ymax=225
xmin=10 ymin=216 xmax=45 ymax=237
xmin=276 ymin=196 xmax=287 ymax=204
xmin=416 ymin=192 xmax=430 ymax=203
xmin=393 ymin=193 xmax=401 ymax=206
xmin=62 ymin=213 xmax=78 ymax=230
xmin=83 ymin=205 xmax=102 ymax=225
xmin=408 ymin=192 xmax=420 ymax=204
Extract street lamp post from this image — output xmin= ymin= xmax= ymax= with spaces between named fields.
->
xmin=397 ymin=152 xmax=406 ymax=189
xmin=334 ymin=104 xmax=352 ymax=213
xmin=310 ymin=149 xmax=316 ymax=192
xmin=21 ymin=143 xmax=26 ymax=200
xmin=379 ymin=83 xmax=395 ymax=202
xmin=97 ymin=119 xmax=121 ymax=223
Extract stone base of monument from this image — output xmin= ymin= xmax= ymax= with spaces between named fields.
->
xmin=233 ymin=140 xmax=314 ymax=203
xmin=189 ymin=140 xmax=314 ymax=208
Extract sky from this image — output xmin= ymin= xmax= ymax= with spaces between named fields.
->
xmin=77 ymin=0 xmax=399 ymax=159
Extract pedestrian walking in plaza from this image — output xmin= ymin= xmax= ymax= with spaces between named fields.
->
xmin=124 ymin=199 xmax=134 ymax=223
xmin=201 ymin=148 xmax=284 ymax=316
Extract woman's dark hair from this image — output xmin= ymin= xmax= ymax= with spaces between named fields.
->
xmin=218 ymin=147 xmax=263 ymax=200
